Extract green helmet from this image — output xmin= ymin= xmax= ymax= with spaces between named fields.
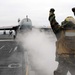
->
xmin=61 ymin=16 xmax=75 ymax=29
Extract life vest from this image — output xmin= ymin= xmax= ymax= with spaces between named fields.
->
xmin=56 ymin=29 xmax=75 ymax=57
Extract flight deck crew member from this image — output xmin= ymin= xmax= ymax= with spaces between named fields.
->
xmin=48 ymin=8 xmax=75 ymax=75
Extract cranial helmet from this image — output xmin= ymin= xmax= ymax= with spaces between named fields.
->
xmin=65 ymin=16 xmax=75 ymax=24
xmin=61 ymin=16 xmax=75 ymax=29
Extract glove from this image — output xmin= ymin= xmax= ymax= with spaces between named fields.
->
xmin=50 ymin=8 xmax=55 ymax=13
xmin=49 ymin=8 xmax=55 ymax=16
xmin=48 ymin=8 xmax=55 ymax=21
xmin=72 ymin=7 xmax=75 ymax=16
xmin=72 ymin=7 xmax=75 ymax=12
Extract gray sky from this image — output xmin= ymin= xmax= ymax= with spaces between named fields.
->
xmin=0 ymin=0 xmax=75 ymax=27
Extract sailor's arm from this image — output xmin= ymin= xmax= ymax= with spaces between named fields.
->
xmin=48 ymin=8 xmax=61 ymax=34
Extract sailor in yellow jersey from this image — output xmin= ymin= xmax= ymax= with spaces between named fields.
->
xmin=48 ymin=8 xmax=75 ymax=75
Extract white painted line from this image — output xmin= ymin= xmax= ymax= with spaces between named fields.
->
xmin=14 ymin=46 xmax=18 ymax=52
xmin=0 ymin=40 xmax=14 ymax=41
xmin=0 ymin=45 xmax=5 ymax=49
xmin=8 ymin=63 xmax=22 ymax=68
xmin=9 ymin=48 xmax=13 ymax=53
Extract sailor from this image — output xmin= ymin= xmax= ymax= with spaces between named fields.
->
xmin=48 ymin=8 xmax=75 ymax=75
xmin=9 ymin=30 xmax=13 ymax=35
xmin=3 ymin=30 xmax=6 ymax=35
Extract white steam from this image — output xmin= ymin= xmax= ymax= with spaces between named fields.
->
xmin=17 ymin=29 xmax=58 ymax=75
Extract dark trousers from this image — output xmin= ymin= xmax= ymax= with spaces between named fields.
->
xmin=54 ymin=60 xmax=75 ymax=75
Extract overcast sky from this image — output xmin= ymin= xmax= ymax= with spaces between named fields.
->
xmin=0 ymin=0 xmax=75 ymax=27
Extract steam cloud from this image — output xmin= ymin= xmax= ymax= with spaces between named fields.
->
xmin=17 ymin=28 xmax=59 ymax=75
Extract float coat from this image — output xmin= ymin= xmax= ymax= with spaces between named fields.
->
xmin=56 ymin=30 xmax=75 ymax=57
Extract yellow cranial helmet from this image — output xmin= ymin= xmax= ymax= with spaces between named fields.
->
xmin=65 ymin=16 xmax=75 ymax=24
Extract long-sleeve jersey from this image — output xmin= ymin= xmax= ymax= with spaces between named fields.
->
xmin=48 ymin=13 xmax=62 ymax=39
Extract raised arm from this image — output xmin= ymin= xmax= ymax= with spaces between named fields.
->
xmin=48 ymin=8 xmax=61 ymax=35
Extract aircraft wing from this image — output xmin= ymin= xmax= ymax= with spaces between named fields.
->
xmin=0 ymin=25 xmax=20 ymax=30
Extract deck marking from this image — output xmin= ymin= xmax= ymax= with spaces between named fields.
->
xmin=9 ymin=48 xmax=13 ymax=53
xmin=0 ymin=45 xmax=5 ymax=49
xmin=14 ymin=46 xmax=18 ymax=52
xmin=26 ymin=65 xmax=29 ymax=75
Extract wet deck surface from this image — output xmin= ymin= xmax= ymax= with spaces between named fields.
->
xmin=0 ymin=39 xmax=26 ymax=75
xmin=0 ymin=29 xmax=52 ymax=75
